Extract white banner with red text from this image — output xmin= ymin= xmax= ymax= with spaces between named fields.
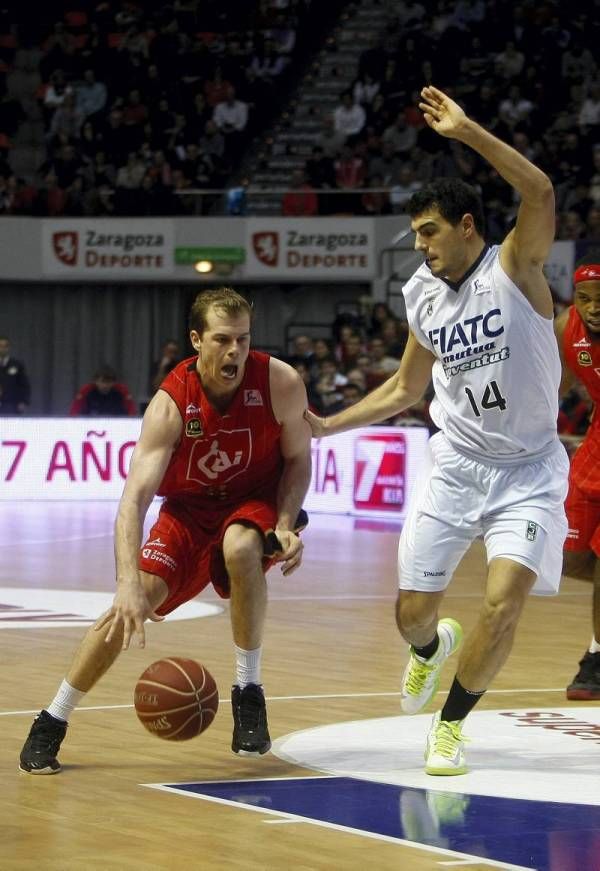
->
xmin=41 ymin=218 xmax=175 ymax=277
xmin=245 ymin=217 xmax=376 ymax=278
xmin=0 ymin=419 xmax=431 ymax=519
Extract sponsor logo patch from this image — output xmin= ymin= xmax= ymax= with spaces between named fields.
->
xmin=185 ymin=419 xmax=203 ymax=437
xmin=187 ymin=429 xmax=252 ymax=485
xmin=578 ymin=350 xmax=593 ymax=366
xmin=141 ymin=549 xmax=177 ymax=571
xmin=526 ymin=520 xmax=538 ymax=541
xmin=244 ymin=389 xmax=263 ymax=406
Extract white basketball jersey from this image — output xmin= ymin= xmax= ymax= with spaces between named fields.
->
xmin=402 ymin=245 xmax=560 ymax=464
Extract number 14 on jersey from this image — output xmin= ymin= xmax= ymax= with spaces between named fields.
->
xmin=464 ymin=380 xmax=507 ymax=417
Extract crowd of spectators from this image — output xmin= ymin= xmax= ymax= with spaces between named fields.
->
xmin=0 ymin=288 xmax=593 ymax=443
xmin=0 ymin=0 xmax=324 ymax=216
xmin=280 ymin=0 xmax=600 ymax=241
xmin=0 ymin=2 xmax=596 ymax=227
xmin=282 ymin=301 xmax=433 ymax=429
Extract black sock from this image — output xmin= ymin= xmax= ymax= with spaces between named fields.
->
xmin=441 ymin=677 xmax=485 ymax=722
xmin=413 ymin=633 xmax=440 ymax=660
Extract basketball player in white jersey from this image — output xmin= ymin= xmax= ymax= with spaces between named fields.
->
xmin=306 ymin=85 xmax=569 ymax=775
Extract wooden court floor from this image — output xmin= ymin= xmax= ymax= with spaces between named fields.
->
xmin=1 ymin=502 xmax=597 ymax=871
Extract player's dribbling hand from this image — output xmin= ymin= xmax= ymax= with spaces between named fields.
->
xmin=304 ymin=408 xmax=326 ymax=438
xmin=419 ymin=86 xmax=466 ymax=138
xmin=270 ymin=530 xmax=304 ymax=576
xmin=94 ymin=583 xmax=165 ymax=650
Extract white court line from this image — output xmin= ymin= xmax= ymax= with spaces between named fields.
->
xmin=141 ymin=781 xmax=533 ymax=871
xmin=439 ymin=861 xmax=495 ymax=868
xmin=0 ymin=687 xmax=570 ymax=717
xmin=0 ymin=533 xmax=111 ymax=547
xmin=262 ymin=818 xmax=308 ymax=825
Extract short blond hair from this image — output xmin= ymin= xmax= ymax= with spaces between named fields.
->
xmin=188 ymin=287 xmax=252 ymax=335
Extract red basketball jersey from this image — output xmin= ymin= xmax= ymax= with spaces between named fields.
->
xmin=563 ymin=306 xmax=600 ymax=493
xmin=157 ymin=351 xmax=283 ymax=507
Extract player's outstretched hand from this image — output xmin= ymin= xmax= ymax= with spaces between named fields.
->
xmin=268 ymin=529 xmax=304 ymax=577
xmin=419 ymin=86 xmax=466 ymax=139
xmin=94 ymin=582 xmax=165 ymax=650
xmin=304 ymin=408 xmax=326 ymax=438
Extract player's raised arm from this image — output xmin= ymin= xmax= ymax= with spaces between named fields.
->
xmin=419 ymin=85 xmax=554 ymax=318
xmin=269 ymin=357 xmax=312 ymax=575
xmin=306 ymin=331 xmax=435 ymax=438
xmin=95 ymin=389 xmax=182 ymax=648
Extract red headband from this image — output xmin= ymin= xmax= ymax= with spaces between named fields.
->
xmin=574 ymin=264 xmax=600 ymax=284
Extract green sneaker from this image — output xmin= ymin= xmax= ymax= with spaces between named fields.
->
xmin=400 ymin=618 xmax=463 ymax=714
xmin=425 ymin=711 xmax=468 ymax=776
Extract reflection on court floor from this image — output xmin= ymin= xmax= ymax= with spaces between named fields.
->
xmin=145 ymin=775 xmax=600 ymax=871
xmin=146 ymin=708 xmax=600 ymax=871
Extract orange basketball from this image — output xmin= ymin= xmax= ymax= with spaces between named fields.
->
xmin=134 ymin=658 xmax=219 ymax=741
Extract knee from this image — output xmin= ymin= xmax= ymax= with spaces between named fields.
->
xmin=396 ymin=594 xmax=437 ymax=636
xmin=479 ymin=596 xmax=523 ymax=640
xmin=224 ymin=528 xmax=263 ymax=578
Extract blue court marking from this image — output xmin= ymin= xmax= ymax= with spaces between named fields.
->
xmin=157 ymin=776 xmax=600 ymax=871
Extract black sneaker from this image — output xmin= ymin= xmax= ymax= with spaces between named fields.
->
xmin=19 ymin=710 xmax=67 ymax=774
xmin=566 ymin=651 xmax=600 ymax=700
xmin=231 ymin=684 xmax=271 ymax=756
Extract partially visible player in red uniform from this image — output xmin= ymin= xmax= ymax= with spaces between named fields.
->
xmin=555 ymin=258 xmax=600 ymax=699
xmin=19 ymin=287 xmax=312 ymax=773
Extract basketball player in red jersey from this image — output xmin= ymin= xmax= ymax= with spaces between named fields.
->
xmin=19 ymin=287 xmax=312 ymax=773
xmin=555 ymin=258 xmax=600 ymax=699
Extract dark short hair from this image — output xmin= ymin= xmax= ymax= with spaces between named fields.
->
xmin=407 ymin=178 xmax=486 ymax=237
xmin=188 ymin=287 xmax=252 ymax=335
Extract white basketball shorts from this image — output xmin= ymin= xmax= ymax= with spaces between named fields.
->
xmin=398 ymin=432 xmax=569 ymax=596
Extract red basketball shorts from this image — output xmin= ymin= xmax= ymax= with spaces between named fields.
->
xmin=564 ymin=476 xmax=600 ymax=556
xmin=139 ymin=497 xmax=279 ymax=615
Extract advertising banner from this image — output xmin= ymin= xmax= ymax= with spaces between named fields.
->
xmin=0 ymin=419 xmax=431 ymax=518
xmin=41 ymin=219 xmax=175 ymax=277
xmin=543 ymin=240 xmax=575 ymax=302
xmin=305 ymin=427 xmax=430 ymax=518
xmin=0 ymin=419 xmax=141 ymax=499
xmin=245 ymin=217 xmax=376 ymax=279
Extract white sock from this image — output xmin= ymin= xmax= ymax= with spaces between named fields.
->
xmin=589 ymin=637 xmax=600 ymax=654
xmin=47 ymin=679 xmax=86 ymax=723
xmin=234 ymin=645 xmax=262 ymax=688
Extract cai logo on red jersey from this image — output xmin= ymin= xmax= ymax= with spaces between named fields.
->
xmin=186 ymin=429 xmax=252 ymax=485
xmin=52 ymin=231 xmax=78 ymax=266
xmin=354 ymin=433 xmax=405 ymax=511
xmin=252 ymin=232 xmax=279 ymax=267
